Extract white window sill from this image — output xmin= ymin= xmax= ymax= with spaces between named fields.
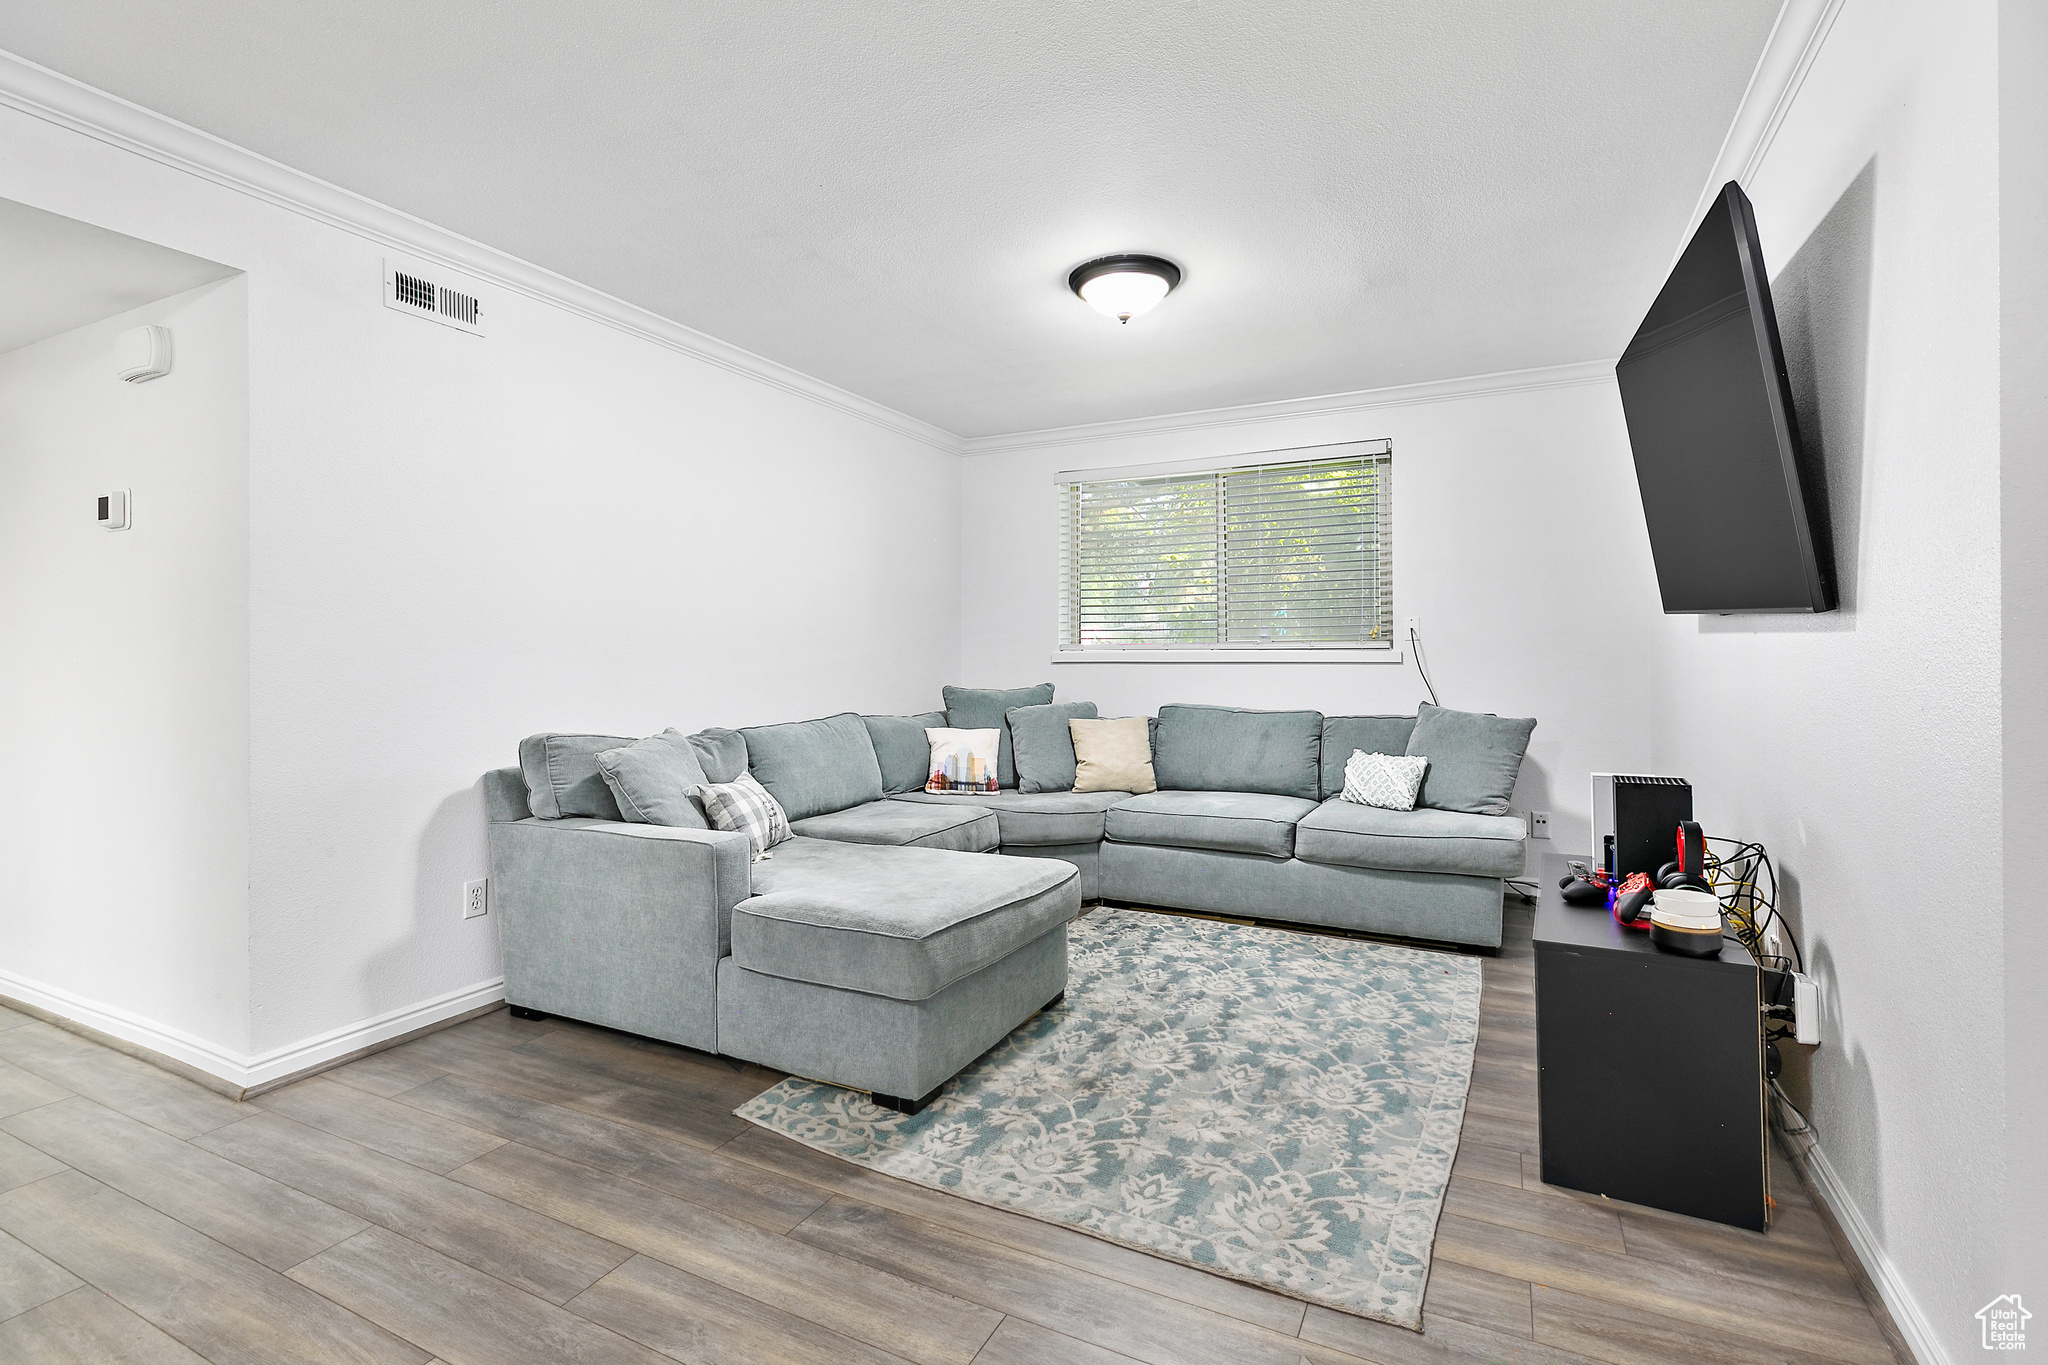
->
xmin=1051 ymin=648 xmax=1404 ymax=665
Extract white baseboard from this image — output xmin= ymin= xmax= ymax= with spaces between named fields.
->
xmin=1798 ymin=1135 xmax=1952 ymax=1365
xmin=240 ymin=978 xmax=507 ymax=1090
xmin=0 ymin=966 xmax=504 ymax=1093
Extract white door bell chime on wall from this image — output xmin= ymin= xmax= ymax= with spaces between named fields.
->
xmin=97 ymin=490 xmax=131 ymax=530
xmin=114 ymin=325 xmax=173 ymax=383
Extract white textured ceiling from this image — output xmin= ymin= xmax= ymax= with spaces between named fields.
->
xmin=0 ymin=197 xmax=236 ymax=356
xmin=0 ymin=3 xmax=1778 ymax=436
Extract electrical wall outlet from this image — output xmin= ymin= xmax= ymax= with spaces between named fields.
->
xmin=1404 ymin=614 xmax=1421 ymax=637
xmin=462 ymin=878 xmax=488 ymax=920
xmin=1792 ymin=972 xmax=1820 ymax=1045
xmin=1530 ymin=810 xmax=1550 ymax=839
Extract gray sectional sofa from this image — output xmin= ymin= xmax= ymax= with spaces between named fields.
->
xmin=484 ymin=697 xmax=1529 ymax=1112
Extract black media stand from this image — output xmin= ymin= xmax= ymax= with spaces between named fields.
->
xmin=1533 ymin=852 xmax=1770 ymax=1231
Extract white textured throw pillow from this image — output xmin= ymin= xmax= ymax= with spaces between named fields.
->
xmin=1342 ymin=749 xmax=1429 ymax=811
xmin=925 ymin=727 xmax=1001 ymax=794
xmin=693 ymin=772 xmax=791 ymax=859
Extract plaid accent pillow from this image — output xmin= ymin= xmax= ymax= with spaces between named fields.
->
xmin=1341 ymin=750 xmax=1429 ymax=811
xmin=694 ymin=772 xmax=791 ymax=859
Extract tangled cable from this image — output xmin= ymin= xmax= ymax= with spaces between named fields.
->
xmin=1703 ymin=836 xmax=1802 ymax=973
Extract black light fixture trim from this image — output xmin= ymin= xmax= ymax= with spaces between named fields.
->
xmin=1067 ymin=253 xmax=1182 ymax=298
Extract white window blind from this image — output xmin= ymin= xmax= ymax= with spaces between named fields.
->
xmin=1057 ymin=441 xmax=1393 ymax=651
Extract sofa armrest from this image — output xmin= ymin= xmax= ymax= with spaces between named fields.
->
xmin=488 ymin=818 xmax=752 ymax=1053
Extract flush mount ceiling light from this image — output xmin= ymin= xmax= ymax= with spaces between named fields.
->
xmin=1069 ymin=254 xmax=1182 ymax=323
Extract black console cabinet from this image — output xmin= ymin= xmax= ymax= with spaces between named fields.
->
xmin=1533 ymin=853 xmax=1770 ymax=1230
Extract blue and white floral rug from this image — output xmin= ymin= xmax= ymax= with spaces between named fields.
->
xmin=735 ymin=907 xmax=1482 ymax=1328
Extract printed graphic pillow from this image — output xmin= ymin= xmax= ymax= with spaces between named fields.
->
xmin=694 ymin=772 xmax=791 ymax=859
xmin=925 ymin=728 xmax=1001 ymax=795
xmin=1341 ymin=750 xmax=1430 ymax=811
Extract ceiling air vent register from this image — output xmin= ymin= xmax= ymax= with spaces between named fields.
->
xmin=382 ymin=258 xmax=484 ymax=335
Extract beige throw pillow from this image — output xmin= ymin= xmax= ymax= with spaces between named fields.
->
xmin=1070 ymin=717 xmax=1157 ymax=794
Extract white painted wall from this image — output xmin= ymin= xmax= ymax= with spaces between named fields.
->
xmin=0 ymin=99 xmax=963 ymax=1082
xmin=0 ymin=276 xmax=252 ymax=1059
xmin=1999 ymin=0 xmax=2048 ymax=1312
xmin=962 ymin=3 xmax=2019 ymax=1349
xmin=242 ymin=258 xmax=963 ymax=1066
xmin=959 ymin=371 xmax=1668 ymax=857
xmin=1645 ymin=2 xmax=2002 ymax=1357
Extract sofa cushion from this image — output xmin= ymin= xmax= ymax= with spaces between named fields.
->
xmin=1007 ymin=701 xmax=1098 ymax=793
xmin=593 ymin=730 xmax=712 ymax=828
xmin=1405 ymin=702 xmax=1537 ymax=816
xmin=1104 ymin=790 xmax=1319 ymax=859
xmin=731 ymin=837 xmax=1079 ymax=1000
xmin=518 ymin=733 xmax=633 ymax=821
xmin=686 ymin=727 xmax=749 ymax=784
xmin=863 ymin=712 xmax=950 ymax=794
xmin=891 ymin=789 xmax=1130 ymax=846
xmin=1319 ymin=715 xmax=1418 ymax=797
xmin=1152 ymin=704 xmax=1322 ymax=800
xmin=1295 ymin=799 xmax=1527 ymax=878
xmin=739 ymin=712 xmax=886 ymax=822
xmin=943 ymin=683 xmax=1054 ymax=788
xmin=789 ymin=798 xmax=999 ymax=853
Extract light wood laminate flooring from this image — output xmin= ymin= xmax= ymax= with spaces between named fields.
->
xmin=0 ymin=903 xmax=1902 ymax=1365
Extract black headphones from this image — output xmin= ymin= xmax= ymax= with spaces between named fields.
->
xmin=1655 ymin=820 xmax=1711 ymax=891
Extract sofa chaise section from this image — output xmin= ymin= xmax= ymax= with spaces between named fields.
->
xmin=487 ymin=741 xmax=1079 ymax=1111
xmin=719 ymin=837 xmax=1078 ymax=1107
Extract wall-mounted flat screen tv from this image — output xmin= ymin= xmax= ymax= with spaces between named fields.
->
xmin=1616 ymin=180 xmax=1836 ymax=613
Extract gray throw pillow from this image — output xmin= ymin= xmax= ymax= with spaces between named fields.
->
xmin=685 ymin=727 xmax=749 ymax=784
xmin=1404 ymin=702 xmax=1537 ymax=816
xmin=593 ymin=730 xmax=712 ymax=828
xmin=1151 ymin=703 xmax=1322 ymax=800
xmin=1007 ymin=701 xmax=1098 ymax=793
xmin=739 ymin=712 xmax=886 ymax=821
xmin=863 ymin=711 xmax=950 ymax=795
xmin=943 ymin=683 xmax=1054 ymax=788
xmin=517 ymin=733 xmax=633 ymax=821
xmin=1319 ymin=715 xmax=1419 ymax=798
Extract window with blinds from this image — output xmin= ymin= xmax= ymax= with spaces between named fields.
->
xmin=1056 ymin=441 xmax=1393 ymax=651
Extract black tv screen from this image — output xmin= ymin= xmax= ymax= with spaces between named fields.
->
xmin=1616 ymin=181 xmax=1836 ymax=613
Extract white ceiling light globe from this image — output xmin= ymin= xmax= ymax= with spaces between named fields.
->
xmin=1069 ymin=255 xmax=1182 ymax=324
xmin=1079 ymin=269 xmax=1171 ymax=322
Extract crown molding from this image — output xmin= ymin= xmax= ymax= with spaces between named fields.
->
xmin=0 ymin=48 xmax=963 ymax=455
xmin=960 ymin=358 xmax=1617 ymax=456
xmin=1671 ymin=0 xmax=1850 ymax=269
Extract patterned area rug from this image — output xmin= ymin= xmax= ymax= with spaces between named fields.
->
xmin=735 ymin=907 xmax=1481 ymax=1328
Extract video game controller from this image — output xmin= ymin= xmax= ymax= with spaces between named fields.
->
xmin=1613 ymin=871 xmax=1657 ymax=926
xmin=1558 ymin=862 xmax=1610 ymax=906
